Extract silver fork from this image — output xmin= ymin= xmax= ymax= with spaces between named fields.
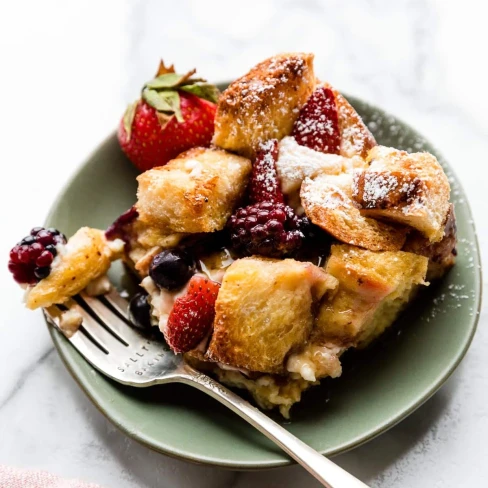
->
xmin=44 ymin=289 xmax=369 ymax=488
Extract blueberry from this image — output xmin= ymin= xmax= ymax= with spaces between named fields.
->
xmin=149 ymin=250 xmax=195 ymax=290
xmin=128 ymin=292 xmax=152 ymax=330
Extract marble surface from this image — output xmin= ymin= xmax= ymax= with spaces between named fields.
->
xmin=0 ymin=0 xmax=486 ymax=486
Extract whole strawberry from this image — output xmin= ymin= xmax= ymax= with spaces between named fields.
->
xmin=118 ymin=61 xmax=220 ymax=172
xmin=164 ymin=275 xmax=220 ymax=354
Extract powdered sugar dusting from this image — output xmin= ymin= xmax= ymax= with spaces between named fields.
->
xmin=354 ymin=172 xmax=398 ymax=205
xmin=301 ymin=176 xmax=348 ymax=210
xmin=294 ymin=105 xmax=334 ymax=142
xmin=256 ymin=140 xmax=279 ymax=194
xmin=276 ymin=136 xmax=345 ymax=195
xmin=221 ymin=55 xmax=309 ymax=141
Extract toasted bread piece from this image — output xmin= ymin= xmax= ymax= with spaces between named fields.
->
xmin=353 ymin=146 xmax=450 ymax=242
xmin=213 ymin=53 xmax=316 ymax=158
xmin=25 ymin=228 xmax=123 ymax=309
xmin=122 ymin=218 xmax=188 ymax=277
xmin=329 ymin=85 xmax=377 ymax=158
xmin=136 ymin=147 xmax=251 ymax=234
xmin=276 ymin=136 xmax=367 ymax=201
xmin=404 ymin=203 xmax=457 ymax=280
xmin=315 ymin=244 xmax=428 ymax=347
xmin=206 ymin=257 xmax=337 ymax=374
xmin=301 ymin=172 xmax=407 ymax=251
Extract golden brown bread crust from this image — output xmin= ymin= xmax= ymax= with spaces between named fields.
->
xmin=314 ymin=244 xmax=428 ymax=347
xmin=25 ymin=228 xmax=122 ymax=309
xmin=136 ymin=147 xmax=251 ymax=234
xmin=327 ymin=84 xmax=377 ymax=158
xmin=403 ymin=203 xmax=457 ymax=280
xmin=206 ymin=257 xmax=337 ymax=374
xmin=301 ymin=172 xmax=407 ymax=251
xmin=353 ymin=146 xmax=450 ymax=242
xmin=212 ymin=53 xmax=316 ymax=158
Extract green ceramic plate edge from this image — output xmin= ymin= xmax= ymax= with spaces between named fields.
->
xmin=43 ymin=90 xmax=482 ymax=470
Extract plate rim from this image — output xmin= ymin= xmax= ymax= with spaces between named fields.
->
xmin=44 ymin=92 xmax=483 ymax=470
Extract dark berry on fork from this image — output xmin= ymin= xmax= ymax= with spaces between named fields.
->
xmin=20 ymin=236 xmax=36 ymax=246
xmin=228 ymin=202 xmax=309 ymax=258
xmin=34 ymin=267 xmax=50 ymax=280
xmin=45 ymin=244 xmax=57 ymax=257
xmin=53 ymin=234 xmax=67 ymax=244
xmin=17 ymin=246 xmax=31 ymax=264
xmin=36 ymin=250 xmax=54 ymax=267
xmin=8 ymin=226 xmax=65 ymax=285
xmin=128 ymin=292 xmax=152 ymax=330
xmin=36 ymin=229 xmax=55 ymax=245
xmin=149 ymin=250 xmax=196 ymax=291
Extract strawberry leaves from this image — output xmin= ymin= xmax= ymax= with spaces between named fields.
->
xmin=139 ymin=62 xmax=220 ymax=127
xmin=122 ymin=100 xmax=138 ymax=140
xmin=142 ymin=88 xmax=183 ymax=122
xmin=144 ymin=69 xmax=198 ymax=90
xmin=179 ymin=82 xmax=220 ymax=103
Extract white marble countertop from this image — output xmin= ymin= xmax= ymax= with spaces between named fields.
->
xmin=0 ymin=0 xmax=486 ymax=486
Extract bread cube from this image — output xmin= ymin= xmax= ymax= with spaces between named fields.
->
xmin=330 ymin=85 xmax=377 ymax=158
xmin=213 ymin=53 xmax=316 ymax=158
xmin=315 ymin=244 xmax=428 ymax=347
xmin=206 ymin=257 xmax=337 ymax=374
xmin=276 ymin=136 xmax=366 ymax=202
xmin=352 ymin=146 xmax=450 ymax=242
xmin=403 ymin=203 xmax=457 ymax=280
xmin=136 ymin=147 xmax=251 ymax=234
xmin=25 ymin=228 xmax=122 ymax=309
xmin=301 ymin=172 xmax=407 ymax=251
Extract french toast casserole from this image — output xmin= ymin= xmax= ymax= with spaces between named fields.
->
xmin=8 ymin=53 xmax=457 ymax=417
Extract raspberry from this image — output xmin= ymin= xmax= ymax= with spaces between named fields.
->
xmin=8 ymin=227 xmax=66 ymax=285
xmin=249 ymin=139 xmax=284 ymax=204
xmin=228 ymin=202 xmax=310 ymax=258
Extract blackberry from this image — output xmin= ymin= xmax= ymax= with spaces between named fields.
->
xmin=8 ymin=227 xmax=66 ymax=285
xmin=228 ymin=202 xmax=310 ymax=258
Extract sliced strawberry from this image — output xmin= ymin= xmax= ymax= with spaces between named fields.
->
xmin=249 ymin=139 xmax=284 ymax=204
xmin=164 ymin=275 xmax=220 ymax=354
xmin=292 ymin=86 xmax=341 ymax=154
xmin=118 ymin=61 xmax=220 ymax=172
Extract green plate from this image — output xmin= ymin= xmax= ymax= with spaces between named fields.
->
xmin=45 ymin=92 xmax=482 ymax=469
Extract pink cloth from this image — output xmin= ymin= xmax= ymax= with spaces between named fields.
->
xmin=0 ymin=465 xmax=104 ymax=488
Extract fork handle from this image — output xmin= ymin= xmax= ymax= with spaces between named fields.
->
xmin=177 ymin=365 xmax=369 ymax=488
